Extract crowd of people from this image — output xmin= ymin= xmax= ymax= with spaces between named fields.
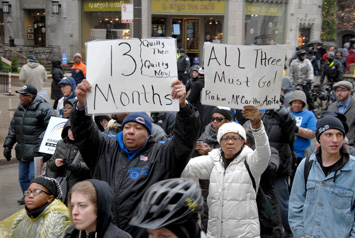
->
xmin=1 ymin=44 xmax=355 ymax=238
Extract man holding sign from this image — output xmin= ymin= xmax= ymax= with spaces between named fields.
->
xmin=70 ymin=79 xmax=200 ymax=237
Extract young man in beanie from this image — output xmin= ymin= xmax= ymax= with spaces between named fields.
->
xmin=71 ymin=53 xmax=86 ymax=85
xmin=289 ymin=115 xmax=355 ymax=238
xmin=19 ymin=55 xmax=47 ymax=92
xmin=328 ymin=80 xmax=355 ymax=146
xmin=288 ymin=90 xmax=317 ymax=184
xmin=3 ymin=85 xmax=56 ymax=205
xmin=0 ymin=176 xmax=71 ymax=237
xmin=70 ymin=79 xmax=200 ymax=237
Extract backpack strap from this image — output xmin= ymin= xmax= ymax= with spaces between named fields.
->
xmin=304 ymin=156 xmax=314 ymax=191
xmin=244 ymin=160 xmax=256 ymax=191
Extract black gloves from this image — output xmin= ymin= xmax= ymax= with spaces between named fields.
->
xmin=3 ymin=147 xmax=11 ymax=161
xmin=67 ymin=162 xmax=81 ymax=172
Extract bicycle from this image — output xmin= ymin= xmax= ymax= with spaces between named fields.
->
xmin=311 ymin=82 xmax=336 ymax=118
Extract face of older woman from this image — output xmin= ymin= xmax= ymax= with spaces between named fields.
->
xmin=24 ymin=183 xmax=54 ymax=211
xmin=220 ymin=132 xmax=245 ymax=158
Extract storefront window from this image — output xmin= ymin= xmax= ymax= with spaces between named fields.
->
xmin=152 ymin=17 xmax=166 ymax=37
xmin=81 ymin=0 xmax=130 ymax=52
xmin=244 ymin=1 xmax=286 ymax=45
xmin=204 ymin=17 xmax=223 ymax=43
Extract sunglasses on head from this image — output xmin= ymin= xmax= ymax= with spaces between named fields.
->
xmin=211 ymin=116 xmax=225 ymax=123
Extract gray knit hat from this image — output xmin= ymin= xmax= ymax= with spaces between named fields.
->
xmin=289 ymin=90 xmax=307 ymax=108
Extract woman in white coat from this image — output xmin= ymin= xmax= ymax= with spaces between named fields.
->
xmin=182 ymin=105 xmax=271 ymax=238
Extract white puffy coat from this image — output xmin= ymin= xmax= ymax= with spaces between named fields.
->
xmin=182 ymin=125 xmax=271 ymax=238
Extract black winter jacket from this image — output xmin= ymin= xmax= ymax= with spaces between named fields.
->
xmin=320 ymin=59 xmax=343 ymax=84
xmin=70 ymin=104 xmax=200 ymax=238
xmin=3 ymin=97 xmax=56 ymax=161
xmin=51 ymin=59 xmax=64 ymax=100
xmin=47 ymin=121 xmax=90 ymax=197
xmin=261 ymin=107 xmax=296 ymax=177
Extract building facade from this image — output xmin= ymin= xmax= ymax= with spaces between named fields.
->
xmin=1 ymin=0 xmax=323 ymax=62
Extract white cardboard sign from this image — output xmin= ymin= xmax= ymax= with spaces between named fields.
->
xmin=85 ymin=38 xmax=179 ymax=115
xmin=39 ymin=117 xmax=68 ymax=154
xmin=202 ymin=43 xmax=286 ymax=109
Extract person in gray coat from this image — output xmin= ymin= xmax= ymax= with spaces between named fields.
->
xmin=328 ymin=80 xmax=355 ymax=146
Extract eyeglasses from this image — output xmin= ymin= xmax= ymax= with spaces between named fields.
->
xmin=211 ymin=116 xmax=225 ymax=123
xmin=63 ymin=107 xmax=72 ymax=111
xmin=24 ymin=189 xmax=50 ymax=196
xmin=336 ymin=89 xmax=349 ymax=93
xmin=221 ymin=136 xmax=244 ymax=142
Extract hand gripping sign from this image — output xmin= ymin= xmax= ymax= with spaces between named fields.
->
xmin=202 ymin=43 xmax=286 ymax=110
xmin=85 ymin=38 xmax=179 ymax=115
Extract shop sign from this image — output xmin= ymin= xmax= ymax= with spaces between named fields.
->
xmin=84 ymin=0 xmax=129 ymax=12
xmin=152 ymin=0 xmax=225 ymax=14
xmin=85 ymin=38 xmax=179 ymax=114
xmin=245 ymin=3 xmax=282 ymax=16
xmin=121 ymin=4 xmax=134 ymax=23
xmin=202 ymin=43 xmax=286 ymax=109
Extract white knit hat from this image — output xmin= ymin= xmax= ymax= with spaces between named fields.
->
xmin=217 ymin=122 xmax=246 ymax=143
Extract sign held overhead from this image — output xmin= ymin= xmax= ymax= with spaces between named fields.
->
xmin=202 ymin=43 xmax=286 ymax=109
xmin=85 ymin=38 xmax=179 ymax=114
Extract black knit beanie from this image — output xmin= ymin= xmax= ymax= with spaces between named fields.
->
xmin=213 ymin=107 xmax=232 ymax=122
xmin=165 ymin=220 xmax=201 ymax=238
xmin=316 ymin=116 xmax=345 ymax=142
xmin=30 ymin=176 xmax=61 ymax=199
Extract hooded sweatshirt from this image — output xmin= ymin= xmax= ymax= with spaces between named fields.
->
xmin=19 ymin=61 xmax=48 ymax=91
xmin=64 ymin=179 xmax=132 ymax=238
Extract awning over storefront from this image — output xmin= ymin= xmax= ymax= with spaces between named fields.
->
xmin=21 ymin=0 xmax=46 ymax=9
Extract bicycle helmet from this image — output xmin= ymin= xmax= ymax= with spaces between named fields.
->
xmin=296 ymin=49 xmax=307 ymax=56
xmin=193 ymin=57 xmax=200 ymax=64
xmin=129 ymin=178 xmax=203 ymax=229
xmin=326 ymin=51 xmax=335 ymax=59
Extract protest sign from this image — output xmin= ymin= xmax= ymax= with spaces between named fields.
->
xmin=39 ymin=117 xmax=68 ymax=154
xmin=85 ymin=38 xmax=179 ymax=114
xmin=202 ymin=43 xmax=286 ymax=109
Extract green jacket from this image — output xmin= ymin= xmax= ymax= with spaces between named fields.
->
xmin=0 ymin=199 xmax=71 ymax=238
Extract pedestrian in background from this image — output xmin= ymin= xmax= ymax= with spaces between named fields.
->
xmin=71 ymin=53 xmax=86 ymax=85
xmin=177 ymin=48 xmax=190 ymax=85
xmin=51 ymin=59 xmax=64 ymax=109
xmin=0 ymin=176 xmax=71 ymax=238
xmin=3 ymin=85 xmax=56 ymax=205
xmin=65 ymin=179 xmax=131 ymax=238
xmin=19 ymin=55 xmax=47 ymax=92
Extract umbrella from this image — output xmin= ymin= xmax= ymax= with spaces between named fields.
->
xmin=306 ymin=40 xmax=323 ymax=47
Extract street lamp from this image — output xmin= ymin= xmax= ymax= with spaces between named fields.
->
xmin=52 ymin=1 xmax=61 ymax=14
xmin=2 ymin=1 xmax=11 ymax=14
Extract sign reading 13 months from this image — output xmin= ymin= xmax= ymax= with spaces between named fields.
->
xmin=202 ymin=43 xmax=286 ymax=109
xmin=85 ymin=38 xmax=179 ymax=115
